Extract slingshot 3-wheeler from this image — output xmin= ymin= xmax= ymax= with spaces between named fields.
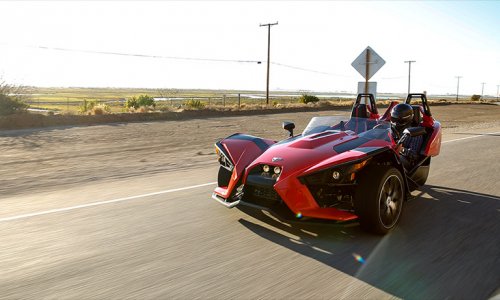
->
xmin=212 ymin=93 xmax=441 ymax=234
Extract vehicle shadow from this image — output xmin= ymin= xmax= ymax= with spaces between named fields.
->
xmin=237 ymin=185 xmax=500 ymax=300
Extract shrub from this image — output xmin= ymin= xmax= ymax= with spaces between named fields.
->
xmin=91 ymin=104 xmax=111 ymax=115
xmin=126 ymin=95 xmax=155 ymax=110
xmin=298 ymin=94 xmax=320 ymax=104
xmin=471 ymin=94 xmax=481 ymax=101
xmin=125 ymin=97 xmax=139 ymax=109
xmin=79 ymin=99 xmax=97 ymax=114
xmin=185 ymin=99 xmax=205 ymax=109
xmin=0 ymin=80 xmax=29 ymax=116
xmin=0 ymin=94 xmax=28 ymax=116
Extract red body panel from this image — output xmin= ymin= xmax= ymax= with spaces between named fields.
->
xmin=216 ymin=136 xmax=275 ymax=198
xmin=424 ymin=121 xmax=442 ymax=156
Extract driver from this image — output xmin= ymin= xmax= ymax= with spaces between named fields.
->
xmin=390 ymin=103 xmax=423 ymax=169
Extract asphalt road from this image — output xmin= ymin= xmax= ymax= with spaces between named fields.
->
xmin=1 ymin=130 xmax=499 ymax=299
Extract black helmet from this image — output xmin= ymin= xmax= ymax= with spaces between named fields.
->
xmin=390 ymin=103 xmax=413 ymax=132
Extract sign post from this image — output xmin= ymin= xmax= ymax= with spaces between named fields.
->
xmin=351 ymin=46 xmax=385 ymax=99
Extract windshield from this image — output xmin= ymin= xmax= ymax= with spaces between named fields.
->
xmin=302 ymin=116 xmax=392 ymax=141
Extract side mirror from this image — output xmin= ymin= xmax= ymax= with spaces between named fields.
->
xmin=282 ymin=121 xmax=295 ymax=137
xmin=403 ymin=127 xmax=426 ymax=137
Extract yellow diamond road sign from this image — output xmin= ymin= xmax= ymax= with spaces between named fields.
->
xmin=351 ymin=46 xmax=385 ymax=81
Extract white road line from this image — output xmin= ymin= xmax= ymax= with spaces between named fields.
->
xmin=457 ymin=200 xmax=472 ymax=204
xmin=0 ymin=182 xmax=217 ymax=223
xmin=443 ymin=131 xmax=500 ymax=144
xmin=2 ymin=131 xmax=498 ymax=223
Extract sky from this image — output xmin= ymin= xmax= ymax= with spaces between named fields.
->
xmin=0 ymin=0 xmax=499 ymax=95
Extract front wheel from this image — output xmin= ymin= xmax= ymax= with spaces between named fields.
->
xmin=354 ymin=167 xmax=405 ymax=235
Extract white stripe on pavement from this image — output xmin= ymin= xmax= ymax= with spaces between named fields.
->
xmin=443 ymin=131 xmax=500 ymax=144
xmin=1 ymin=130 xmax=498 ymax=223
xmin=0 ymin=182 xmax=217 ymax=223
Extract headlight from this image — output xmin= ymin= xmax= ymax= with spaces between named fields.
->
xmin=262 ymin=165 xmax=270 ymax=173
xmin=274 ymin=166 xmax=281 ymax=174
xmin=332 ymin=171 xmax=341 ymax=180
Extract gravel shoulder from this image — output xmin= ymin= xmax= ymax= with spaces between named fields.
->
xmin=1 ymin=104 xmax=499 ymax=197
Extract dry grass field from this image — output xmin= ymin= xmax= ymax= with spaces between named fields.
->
xmin=22 ymin=87 xmax=493 ymax=114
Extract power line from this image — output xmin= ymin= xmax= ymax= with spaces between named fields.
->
xmin=270 ymin=62 xmax=353 ymax=77
xmin=2 ymin=42 xmax=357 ymax=79
xmin=2 ymin=43 xmax=263 ymax=64
xmin=1 ymin=42 xmax=394 ymax=81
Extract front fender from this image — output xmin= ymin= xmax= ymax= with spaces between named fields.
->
xmin=214 ymin=134 xmax=275 ymax=199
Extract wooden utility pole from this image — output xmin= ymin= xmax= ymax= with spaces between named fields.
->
xmin=404 ymin=60 xmax=416 ymax=94
xmin=364 ymin=50 xmax=371 ymax=94
xmin=260 ymin=22 xmax=278 ymax=105
xmin=455 ymin=76 xmax=462 ymax=101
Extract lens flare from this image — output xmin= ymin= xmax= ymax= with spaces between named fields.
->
xmin=352 ymin=253 xmax=365 ymax=264
xmin=296 ymin=212 xmax=302 ymax=219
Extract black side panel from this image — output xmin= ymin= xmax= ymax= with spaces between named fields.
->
xmin=409 ymin=157 xmax=431 ymax=187
xmin=411 ymin=165 xmax=430 ymax=186
xmin=333 ymin=137 xmax=370 ymax=154
xmin=246 ymin=174 xmax=276 ymax=188
xmin=354 ymin=146 xmax=387 ymax=155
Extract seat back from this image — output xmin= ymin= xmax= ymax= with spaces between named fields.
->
xmin=411 ymin=105 xmax=422 ymax=126
xmin=351 ymin=103 xmax=368 ymax=118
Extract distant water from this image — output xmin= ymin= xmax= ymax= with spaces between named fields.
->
xmin=154 ymin=94 xmax=401 ymax=100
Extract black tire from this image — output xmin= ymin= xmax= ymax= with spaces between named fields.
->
xmin=354 ymin=166 xmax=405 ymax=235
xmin=217 ymin=166 xmax=232 ymax=187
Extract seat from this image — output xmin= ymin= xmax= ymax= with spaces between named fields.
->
xmin=411 ymin=105 xmax=422 ymax=127
xmin=403 ymin=105 xmax=427 ymax=166
xmin=346 ymin=104 xmax=368 ymax=133
xmin=351 ymin=104 xmax=368 ymax=118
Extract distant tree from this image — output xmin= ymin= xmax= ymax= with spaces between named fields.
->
xmin=470 ymin=94 xmax=481 ymax=101
xmin=0 ymin=80 xmax=29 ymax=116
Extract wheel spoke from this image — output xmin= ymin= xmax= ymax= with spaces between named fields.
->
xmin=393 ymin=190 xmax=401 ymax=201
xmin=389 ymin=201 xmax=397 ymax=212
xmin=383 ymin=182 xmax=391 ymax=195
xmin=390 ymin=179 xmax=398 ymax=196
xmin=378 ymin=174 xmax=404 ymax=228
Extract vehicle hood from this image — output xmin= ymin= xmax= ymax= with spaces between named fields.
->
xmin=246 ymin=130 xmax=390 ymax=179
